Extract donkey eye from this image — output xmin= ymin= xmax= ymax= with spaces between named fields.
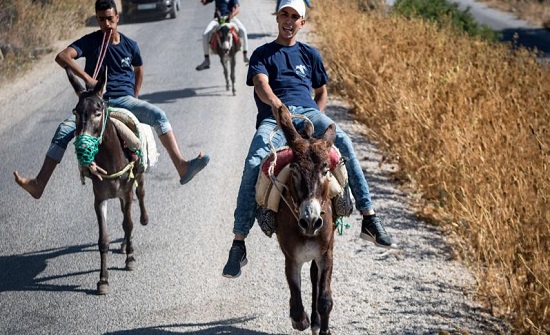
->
xmin=321 ymin=162 xmax=330 ymax=176
xmin=94 ymin=110 xmax=103 ymax=118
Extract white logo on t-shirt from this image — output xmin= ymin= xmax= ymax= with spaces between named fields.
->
xmin=295 ymin=64 xmax=307 ymax=77
xmin=121 ymin=57 xmax=131 ymax=68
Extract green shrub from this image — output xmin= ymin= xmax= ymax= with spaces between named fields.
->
xmin=393 ymin=0 xmax=499 ymax=41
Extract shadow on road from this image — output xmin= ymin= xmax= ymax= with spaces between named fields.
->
xmin=139 ymin=86 xmax=239 ymax=104
xmin=0 ymin=239 xmax=126 ymax=295
xmin=103 ymin=318 xmax=285 ymax=335
xmin=500 ymin=27 xmax=550 ymax=58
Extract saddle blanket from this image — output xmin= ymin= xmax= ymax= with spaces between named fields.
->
xmin=255 ymin=146 xmax=349 ymax=213
xmin=108 ymin=107 xmax=159 ymax=172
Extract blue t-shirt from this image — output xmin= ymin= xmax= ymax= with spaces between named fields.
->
xmin=213 ymin=0 xmax=238 ymax=17
xmin=70 ymin=30 xmax=143 ymax=99
xmin=246 ymin=41 xmax=328 ymax=128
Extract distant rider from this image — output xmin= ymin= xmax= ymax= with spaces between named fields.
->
xmin=14 ymin=0 xmax=210 ymax=199
xmin=195 ymin=0 xmax=249 ymax=71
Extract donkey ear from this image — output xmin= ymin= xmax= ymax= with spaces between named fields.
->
xmin=277 ymin=105 xmax=302 ymax=146
xmin=93 ymin=66 xmax=108 ymax=98
xmin=300 ymin=120 xmax=314 ymax=139
xmin=322 ymin=123 xmax=336 ymax=148
xmin=65 ymin=67 xmax=86 ymax=97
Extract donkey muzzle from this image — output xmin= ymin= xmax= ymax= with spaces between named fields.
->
xmin=298 ymin=199 xmax=324 ymax=236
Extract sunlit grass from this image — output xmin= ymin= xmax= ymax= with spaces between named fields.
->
xmin=311 ymin=1 xmax=549 ymax=334
xmin=0 ymin=0 xmax=94 ymax=87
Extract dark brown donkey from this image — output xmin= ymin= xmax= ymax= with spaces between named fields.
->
xmin=275 ymin=105 xmax=337 ymax=335
xmin=66 ymin=67 xmax=148 ymax=295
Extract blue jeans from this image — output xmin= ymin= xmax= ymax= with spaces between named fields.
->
xmin=47 ymin=95 xmax=172 ymax=162
xmin=233 ymin=106 xmax=373 ymax=236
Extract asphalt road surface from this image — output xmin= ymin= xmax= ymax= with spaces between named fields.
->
xmin=0 ymin=1 xmax=512 ymax=334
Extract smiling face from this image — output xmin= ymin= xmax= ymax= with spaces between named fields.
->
xmin=276 ymin=7 xmax=306 ymax=46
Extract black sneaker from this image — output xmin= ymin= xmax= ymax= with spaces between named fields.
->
xmin=195 ymin=59 xmax=210 ymax=71
xmin=222 ymin=242 xmax=248 ymax=278
xmin=360 ymin=214 xmax=396 ymax=248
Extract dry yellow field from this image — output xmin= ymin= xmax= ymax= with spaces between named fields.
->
xmin=310 ymin=1 xmax=549 ymax=334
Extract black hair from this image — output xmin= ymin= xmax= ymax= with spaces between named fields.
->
xmin=95 ymin=0 xmax=118 ymax=14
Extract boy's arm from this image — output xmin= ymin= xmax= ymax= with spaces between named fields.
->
xmin=252 ymin=73 xmax=284 ymax=120
xmin=55 ymin=46 xmax=96 ymax=87
xmin=133 ymin=65 xmax=144 ymax=98
xmin=313 ymin=85 xmax=327 ymax=112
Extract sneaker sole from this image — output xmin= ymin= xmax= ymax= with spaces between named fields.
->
xmin=360 ymin=232 xmax=396 ymax=249
xmin=222 ymin=258 xmax=248 ymax=279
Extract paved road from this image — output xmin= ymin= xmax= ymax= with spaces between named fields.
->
xmin=0 ymin=0 xmax=511 ymax=334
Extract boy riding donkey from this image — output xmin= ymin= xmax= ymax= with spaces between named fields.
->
xmin=195 ymin=0 xmax=250 ymax=71
xmin=14 ymin=0 xmax=210 ymax=199
xmin=222 ymin=0 xmax=397 ymax=279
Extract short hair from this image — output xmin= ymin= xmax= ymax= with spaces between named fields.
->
xmin=95 ymin=0 xmax=118 ymax=14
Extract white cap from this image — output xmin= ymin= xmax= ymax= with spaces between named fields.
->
xmin=278 ymin=0 xmax=306 ymax=18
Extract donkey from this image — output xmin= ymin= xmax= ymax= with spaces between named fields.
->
xmin=275 ymin=105 xmax=337 ymax=335
xmin=212 ymin=16 xmax=240 ymax=95
xmin=66 ymin=67 xmax=148 ymax=295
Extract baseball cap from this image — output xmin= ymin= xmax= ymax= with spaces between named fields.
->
xmin=278 ymin=0 xmax=306 ymax=18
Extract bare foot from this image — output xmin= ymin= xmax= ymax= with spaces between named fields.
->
xmin=13 ymin=171 xmax=44 ymax=199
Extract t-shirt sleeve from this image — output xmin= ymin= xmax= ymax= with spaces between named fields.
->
xmin=310 ymin=47 xmax=328 ymax=89
xmin=246 ymin=48 xmax=267 ymax=86
xmin=131 ymin=41 xmax=143 ymax=67
xmin=70 ymin=33 xmax=94 ymax=59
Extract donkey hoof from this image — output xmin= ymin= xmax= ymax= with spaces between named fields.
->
xmin=291 ymin=316 xmax=310 ymax=331
xmin=125 ymin=257 xmax=137 ymax=271
xmin=97 ymin=281 xmax=110 ymax=295
xmin=140 ymin=216 xmax=149 ymax=226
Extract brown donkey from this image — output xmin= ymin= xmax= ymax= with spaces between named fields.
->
xmin=66 ymin=67 xmax=148 ymax=295
xmin=275 ymin=105 xmax=337 ymax=335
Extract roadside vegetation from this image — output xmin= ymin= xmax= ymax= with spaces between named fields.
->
xmin=311 ymin=0 xmax=549 ymax=334
xmin=1 ymin=0 xmax=548 ymax=334
xmin=0 ymin=0 xmax=94 ymax=88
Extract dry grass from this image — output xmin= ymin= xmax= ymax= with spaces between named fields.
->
xmin=310 ymin=1 xmax=549 ymax=334
xmin=0 ymin=0 xmax=94 ymax=87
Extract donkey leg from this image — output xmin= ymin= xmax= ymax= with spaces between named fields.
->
xmin=310 ymin=260 xmax=321 ymax=334
xmin=120 ymin=195 xmax=136 ymax=271
xmin=135 ymin=174 xmax=148 ymax=226
xmin=95 ymin=199 xmax=110 ymax=295
xmin=221 ymin=60 xmax=230 ymax=91
xmin=230 ymin=55 xmax=236 ymax=95
xmin=286 ymin=258 xmax=310 ymax=331
xmin=318 ymin=255 xmax=334 ymax=335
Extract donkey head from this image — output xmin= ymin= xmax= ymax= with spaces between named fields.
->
xmin=66 ymin=67 xmax=108 ymax=166
xmin=217 ymin=24 xmax=234 ymax=55
xmin=66 ymin=67 xmax=107 ymax=137
xmin=277 ymin=105 xmax=336 ymax=236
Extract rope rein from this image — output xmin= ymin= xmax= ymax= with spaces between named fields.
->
xmin=93 ymin=29 xmax=111 ymax=80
